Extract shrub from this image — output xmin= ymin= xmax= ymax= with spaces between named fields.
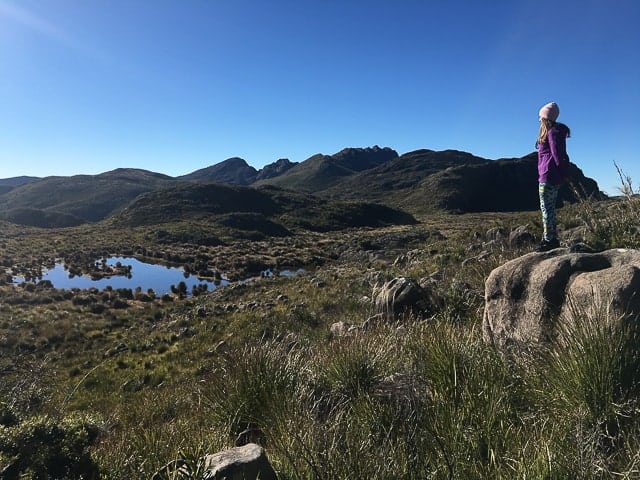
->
xmin=0 ymin=402 xmax=18 ymax=427
xmin=0 ymin=414 xmax=102 ymax=479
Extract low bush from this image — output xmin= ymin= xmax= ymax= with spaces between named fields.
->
xmin=0 ymin=414 xmax=102 ymax=479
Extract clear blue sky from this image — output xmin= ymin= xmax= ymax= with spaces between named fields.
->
xmin=1 ymin=0 xmax=638 ymax=195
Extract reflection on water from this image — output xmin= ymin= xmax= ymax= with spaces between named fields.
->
xmin=12 ymin=256 xmax=228 ymax=296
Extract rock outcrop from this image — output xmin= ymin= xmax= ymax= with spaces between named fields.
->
xmin=413 ymin=153 xmax=604 ymax=213
xmin=202 ymin=443 xmax=277 ymax=480
xmin=254 ymin=158 xmax=297 ymax=181
xmin=152 ymin=443 xmax=277 ymax=480
xmin=483 ymin=248 xmax=640 ymax=349
xmin=374 ymin=277 xmax=438 ymax=319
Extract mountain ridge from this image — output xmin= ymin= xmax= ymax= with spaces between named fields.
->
xmin=0 ymin=176 xmax=40 ymax=187
xmin=254 ymin=146 xmax=398 ymax=192
xmin=0 ymin=146 xmax=604 ymax=228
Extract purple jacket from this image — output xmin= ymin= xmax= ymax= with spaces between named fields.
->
xmin=537 ymin=123 xmax=570 ymax=185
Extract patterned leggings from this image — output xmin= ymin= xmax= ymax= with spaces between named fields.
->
xmin=539 ymin=183 xmax=559 ymax=241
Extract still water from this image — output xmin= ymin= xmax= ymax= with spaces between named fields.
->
xmin=13 ymin=257 xmax=228 ymax=296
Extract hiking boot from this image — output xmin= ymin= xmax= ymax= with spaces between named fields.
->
xmin=537 ymin=238 xmax=560 ymax=252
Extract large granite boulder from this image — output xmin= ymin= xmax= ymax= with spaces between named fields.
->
xmin=483 ymin=248 xmax=640 ymax=349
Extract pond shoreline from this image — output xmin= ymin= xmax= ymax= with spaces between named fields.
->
xmin=7 ymin=256 xmax=305 ymax=298
xmin=9 ymin=256 xmax=229 ymax=298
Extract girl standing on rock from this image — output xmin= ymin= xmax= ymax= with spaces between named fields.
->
xmin=536 ymin=101 xmax=571 ymax=252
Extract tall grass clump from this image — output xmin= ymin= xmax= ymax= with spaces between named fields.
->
xmin=203 ymin=339 xmax=307 ymax=444
xmin=569 ymin=163 xmax=640 ymax=250
xmin=404 ymin=321 xmax=536 ymax=478
xmin=101 ymin=304 xmax=640 ymax=478
xmin=89 ymin=384 xmax=220 ymax=479
xmin=537 ymin=302 xmax=640 ymax=476
xmin=272 ymin=327 xmax=425 ymax=478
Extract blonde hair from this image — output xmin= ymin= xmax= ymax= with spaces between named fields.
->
xmin=537 ymin=118 xmax=554 ymax=145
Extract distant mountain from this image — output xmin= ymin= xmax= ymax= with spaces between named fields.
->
xmin=0 ymin=168 xmax=176 ymax=226
xmin=0 ymin=176 xmax=40 ymax=187
xmin=0 ymin=146 xmax=605 ymax=228
xmin=180 ymin=157 xmax=299 ymax=185
xmin=254 ymin=158 xmax=297 ymax=181
xmin=0 ymin=176 xmax=40 ymax=196
xmin=321 ymin=149 xmax=488 ymax=201
xmin=113 ymin=183 xmax=417 ymax=236
xmin=403 ymin=153 xmax=604 ymax=213
xmin=255 ymin=146 xmax=398 ymax=192
xmin=179 ymin=147 xmax=397 ymax=191
xmin=331 ymin=146 xmax=400 ymax=171
xmin=178 ymin=157 xmax=258 ymax=185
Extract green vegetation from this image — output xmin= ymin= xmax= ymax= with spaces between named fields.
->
xmin=563 ymin=165 xmax=640 ymax=250
xmin=1 ymin=187 xmax=640 ymax=478
xmin=114 ymin=183 xmax=417 ymax=233
xmin=0 ymin=412 xmax=101 ymax=479
xmin=0 ymin=169 xmax=175 ymax=225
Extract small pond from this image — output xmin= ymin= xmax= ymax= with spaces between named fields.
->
xmin=12 ymin=256 xmax=229 ymax=296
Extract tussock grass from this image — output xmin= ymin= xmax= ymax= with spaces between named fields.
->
xmin=539 ymin=303 xmax=640 ymax=474
xmin=565 ymin=163 xmax=640 ymax=250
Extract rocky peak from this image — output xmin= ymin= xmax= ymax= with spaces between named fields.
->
xmin=255 ymin=158 xmax=298 ymax=181
xmin=331 ymin=146 xmax=399 ymax=172
xmin=179 ymin=157 xmax=258 ymax=185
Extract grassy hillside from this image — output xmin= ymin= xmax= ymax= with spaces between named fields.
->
xmin=254 ymin=154 xmax=360 ymax=192
xmin=0 ymin=169 xmax=176 ymax=226
xmin=2 ymin=207 xmax=85 ymax=228
xmin=112 ymin=183 xmax=418 ymax=233
xmin=0 ymin=176 xmax=40 ymax=187
xmin=2 ymin=192 xmax=640 ymax=478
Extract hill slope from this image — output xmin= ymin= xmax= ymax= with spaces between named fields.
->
xmin=179 ymin=157 xmax=299 ymax=185
xmin=0 ymin=176 xmax=40 ymax=187
xmin=0 ymin=169 xmax=176 ymax=226
xmin=404 ymin=153 xmax=604 ymax=212
xmin=0 ymin=176 xmax=40 ymax=197
xmin=113 ymin=183 xmax=417 ymax=234
xmin=255 ymin=146 xmax=398 ymax=192
xmin=254 ymin=158 xmax=297 ymax=181
xmin=178 ymin=157 xmax=258 ymax=185
xmin=321 ymin=149 xmax=488 ymax=201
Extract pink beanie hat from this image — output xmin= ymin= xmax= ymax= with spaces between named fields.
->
xmin=539 ymin=102 xmax=560 ymax=121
